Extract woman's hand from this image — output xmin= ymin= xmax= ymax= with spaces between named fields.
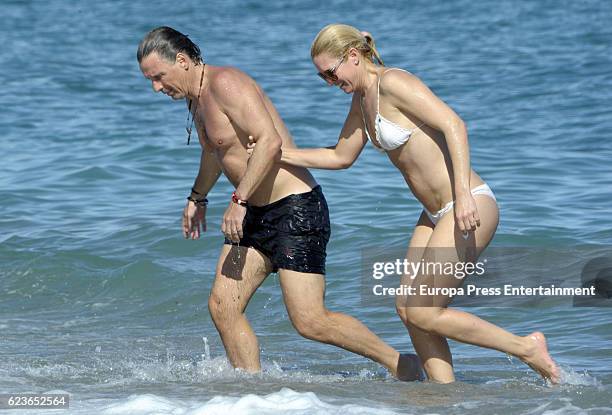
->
xmin=246 ymin=135 xmax=255 ymax=158
xmin=454 ymin=192 xmax=480 ymax=233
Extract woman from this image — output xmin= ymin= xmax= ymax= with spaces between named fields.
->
xmin=250 ymin=24 xmax=559 ymax=384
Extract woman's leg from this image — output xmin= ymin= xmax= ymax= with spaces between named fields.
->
xmin=397 ymin=211 xmax=455 ymax=382
xmin=398 ymin=195 xmax=559 ymax=383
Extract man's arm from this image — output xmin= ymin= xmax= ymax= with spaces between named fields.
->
xmin=183 ymin=137 xmax=222 ymax=240
xmin=211 ymin=69 xmax=282 ymax=242
xmin=212 ymin=69 xmax=281 ymax=201
xmin=190 ymin=142 xmax=223 ymax=199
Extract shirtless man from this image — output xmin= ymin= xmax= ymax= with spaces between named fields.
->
xmin=137 ymin=26 xmax=420 ymax=379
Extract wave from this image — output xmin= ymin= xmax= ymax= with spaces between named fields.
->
xmin=97 ymin=388 xmax=400 ymax=415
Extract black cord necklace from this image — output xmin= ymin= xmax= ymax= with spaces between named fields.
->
xmin=186 ymin=64 xmax=206 ymax=145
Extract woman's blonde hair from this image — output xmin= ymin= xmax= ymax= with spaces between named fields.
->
xmin=311 ymin=24 xmax=384 ymax=66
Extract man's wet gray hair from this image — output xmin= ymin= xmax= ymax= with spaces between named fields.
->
xmin=137 ymin=26 xmax=203 ymax=64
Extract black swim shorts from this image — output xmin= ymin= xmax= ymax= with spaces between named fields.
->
xmin=224 ymin=185 xmax=331 ymax=274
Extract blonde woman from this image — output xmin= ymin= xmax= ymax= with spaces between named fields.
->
xmin=250 ymin=24 xmax=559 ymax=383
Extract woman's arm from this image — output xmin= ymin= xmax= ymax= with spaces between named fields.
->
xmin=384 ymin=70 xmax=479 ymax=231
xmin=281 ymin=94 xmax=368 ymax=170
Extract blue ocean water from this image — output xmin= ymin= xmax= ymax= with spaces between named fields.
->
xmin=1 ymin=0 xmax=611 ymax=414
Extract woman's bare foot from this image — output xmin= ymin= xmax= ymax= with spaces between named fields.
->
xmin=394 ymin=353 xmax=425 ymax=381
xmin=520 ymin=331 xmax=560 ymax=384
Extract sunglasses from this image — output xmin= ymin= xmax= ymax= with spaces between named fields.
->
xmin=317 ymin=55 xmax=346 ymax=83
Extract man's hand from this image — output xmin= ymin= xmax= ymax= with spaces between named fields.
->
xmin=182 ymin=201 xmax=207 ymax=239
xmin=222 ymin=201 xmax=247 ymax=242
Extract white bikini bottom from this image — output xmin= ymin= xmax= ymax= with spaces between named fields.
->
xmin=425 ymin=183 xmax=497 ymax=226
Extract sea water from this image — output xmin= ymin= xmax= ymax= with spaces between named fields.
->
xmin=1 ymin=0 xmax=611 ymax=413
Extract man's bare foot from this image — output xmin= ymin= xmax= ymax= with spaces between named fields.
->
xmin=394 ymin=353 xmax=424 ymax=381
xmin=520 ymin=331 xmax=560 ymax=384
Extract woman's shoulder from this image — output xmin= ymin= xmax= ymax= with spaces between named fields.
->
xmin=380 ymin=67 xmax=419 ymax=87
xmin=379 ymin=67 xmax=424 ymax=98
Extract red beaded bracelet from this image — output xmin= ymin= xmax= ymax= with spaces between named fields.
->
xmin=231 ymin=191 xmax=248 ymax=207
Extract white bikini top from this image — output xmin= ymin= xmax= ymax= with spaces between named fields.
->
xmin=359 ymin=68 xmax=425 ymax=152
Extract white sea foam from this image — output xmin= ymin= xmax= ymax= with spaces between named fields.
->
xmin=536 ymin=401 xmax=602 ymax=415
xmin=4 ymin=349 xmax=383 ymax=392
xmin=62 ymin=388 xmax=401 ymax=415
xmin=557 ymin=366 xmax=602 ymax=388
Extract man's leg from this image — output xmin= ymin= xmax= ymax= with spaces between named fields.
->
xmin=208 ymin=244 xmax=272 ymax=372
xmin=279 ymin=269 xmax=422 ymax=380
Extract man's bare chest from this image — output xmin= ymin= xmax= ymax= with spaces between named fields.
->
xmin=195 ymin=110 xmax=241 ymax=152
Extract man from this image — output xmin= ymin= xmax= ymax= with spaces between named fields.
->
xmin=137 ymin=26 xmax=420 ymax=379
